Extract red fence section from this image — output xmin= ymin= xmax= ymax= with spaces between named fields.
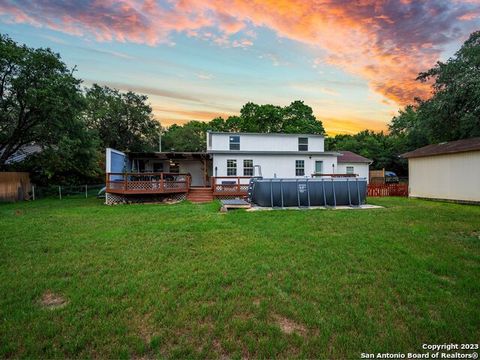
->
xmin=367 ymin=183 xmax=408 ymax=197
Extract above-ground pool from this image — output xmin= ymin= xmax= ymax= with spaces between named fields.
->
xmin=248 ymin=177 xmax=367 ymax=207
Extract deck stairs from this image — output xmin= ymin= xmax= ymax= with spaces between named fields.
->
xmin=187 ymin=187 xmax=214 ymax=203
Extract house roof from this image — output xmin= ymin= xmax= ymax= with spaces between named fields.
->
xmin=401 ymin=137 xmax=480 ymax=159
xmin=207 ymin=150 xmax=340 ymax=156
xmin=206 ymin=131 xmax=325 ymax=138
xmin=337 ymin=151 xmax=372 ymax=163
xmin=3 ymin=144 xmax=42 ymax=164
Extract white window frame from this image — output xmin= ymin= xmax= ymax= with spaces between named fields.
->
xmin=227 ymin=159 xmax=237 ymax=176
xmin=243 ymin=159 xmax=253 ymax=176
xmin=295 ymin=160 xmax=305 ymax=176
xmin=315 ymin=160 xmax=323 ymax=174
xmin=346 ymin=166 xmax=354 ymax=174
xmin=229 ymin=135 xmax=240 ymax=150
xmin=298 ymin=137 xmax=308 ymax=151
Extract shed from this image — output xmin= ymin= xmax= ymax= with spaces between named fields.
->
xmin=401 ymin=137 xmax=480 ymax=203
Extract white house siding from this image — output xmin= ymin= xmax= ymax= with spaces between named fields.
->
xmin=212 ymin=153 xmax=337 ymax=180
xmin=337 ymin=163 xmax=370 ymax=183
xmin=207 ymin=132 xmax=325 ymax=152
xmin=408 ymin=150 xmax=480 ymax=202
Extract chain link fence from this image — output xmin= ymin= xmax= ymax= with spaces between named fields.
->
xmin=31 ymin=184 xmax=105 ymax=200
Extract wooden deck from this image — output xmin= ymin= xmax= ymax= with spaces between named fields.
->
xmin=211 ymin=176 xmax=250 ymax=197
xmin=106 ymin=172 xmax=191 ymax=195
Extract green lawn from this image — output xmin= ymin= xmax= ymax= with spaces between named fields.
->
xmin=0 ymin=197 xmax=479 ymax=359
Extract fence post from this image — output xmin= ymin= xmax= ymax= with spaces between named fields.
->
xmin=58 ymin=186 xmax=62 ymax=200
xmin=85 ymin=184 xmax=88 ymax=198
xmin=32 ymin=185 xmax=35 ymax=201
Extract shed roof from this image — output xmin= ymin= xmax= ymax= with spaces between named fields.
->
xmin=337 ymin=150 xmax=372 ymax=163
xmin=401 ymin=137 xmax=480 ymax=159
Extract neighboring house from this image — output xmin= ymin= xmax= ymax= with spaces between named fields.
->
xmin=401 ymin=137 xmax=480 ymax=203
xmin=105 ymin=132 xmax=370 ymax=204
xmin=2 ymin=144 xmax=42 ymax=165
xmin=336 ymin=151 xmax=372 ymax=181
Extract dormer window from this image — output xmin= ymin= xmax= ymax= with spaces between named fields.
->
xmin=229 ymin=135 xmax=240 ymax=150
xmin=298 ymin=137 xmax=308 ymax=151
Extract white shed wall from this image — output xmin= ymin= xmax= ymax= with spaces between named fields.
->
xmin=208 ymin=133 xmax=324 ymax=152
xmin=408 ymin=150 xmax=480 ymax=202
xmin=337 ymin=163 xmax=370 ymax=183
xmin=213 ymin=154 xmax=337 ymax=179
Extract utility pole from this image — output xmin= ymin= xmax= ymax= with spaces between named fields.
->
xmin=158 ymin=125 xmax=162 ymax=152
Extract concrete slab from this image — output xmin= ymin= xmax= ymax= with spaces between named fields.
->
xmin=246 ymin=204 xmax=383 ymax=211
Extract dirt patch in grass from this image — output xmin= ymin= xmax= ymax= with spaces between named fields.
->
xmin=273 ymin=314 xmax=306 ymax=336
xmin=39 ymin=291 xmax=67 ymax=310
xmin=132 ymin=312 xmax=156 ymax=344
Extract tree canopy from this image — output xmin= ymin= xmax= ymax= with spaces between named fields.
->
xmin=84 ymin=84 xmax=160 ymax=152
xmin=161 ymin=101 xmax=325 ymax=151
xmin=0 ymin=34 xmax=161 ymax=184
xmin=390 ymin=31 xmax=480 ymax=144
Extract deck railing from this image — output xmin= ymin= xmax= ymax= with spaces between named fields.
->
xmin=106 ymin=172 xmax=191 ymax=194
xmin=367 ymin=183 xmax=408 ymax=197
xmin=311 ymin=173 xmax=358 ymax=177
xmin=211 ymin=176 xmax=251 ymax=197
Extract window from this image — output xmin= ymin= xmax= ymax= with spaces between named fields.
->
xmin=229 ymin=135 xmax=240 ymax=150
xmin=169 ymin=161 xmax=180 ymax=173
xmin=298 ymin=137 xmax=308 ymax=151
xmin=295 ymin=160 xmax=305 ymax=176
xmin=227 ymin=159 xmax=237 ymax=176
xmin=243 ymin=159 xmax=253 ymax=176
xmin=315 ymin=161 xmax=323 ymax=174
xmin=153 ymin=162 xmax=164 ymax=172
xmin=346 ymin=166 xmax=354 ymax=174
xmin=208 ymin=133 xmax=212 ymax=148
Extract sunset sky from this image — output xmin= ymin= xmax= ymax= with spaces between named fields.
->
xmin=1 ymin=1 xmax=479 ymax=135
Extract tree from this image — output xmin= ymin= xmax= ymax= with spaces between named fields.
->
xmin=161 ymin=100 xmax=325 ymax=152
xmin=162 ymin=121 xmax=207 ymax=152
xmin=281 ymin=100 xmax=325 ymax=134
xmin=391 ymin=31 xmax=480 ymax=144
xmin=84 ymin=84 xmax=160 ymax=152
xmin=0 ymin=34 xmax=86 ymax=166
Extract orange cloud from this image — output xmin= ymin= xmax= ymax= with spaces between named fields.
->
xmin=1 ymin=0 xmax=478 ymax=106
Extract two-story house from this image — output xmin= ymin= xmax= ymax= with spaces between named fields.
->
xmin=207 ymin=132 xmax=338 ymax=178
xmin=104 ymin=132 xmax=371 ymax=204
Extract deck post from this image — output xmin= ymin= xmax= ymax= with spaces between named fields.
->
xmin=347 ymin=178 xmax=352 ymax=206
xmin=332 ymin=178 xmax=336 ymax=208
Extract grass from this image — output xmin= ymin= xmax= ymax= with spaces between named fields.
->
xmin=0 ymin=197 xmax=479 ymax=359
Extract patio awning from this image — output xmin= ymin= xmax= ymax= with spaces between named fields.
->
xmin=127 ymin=152 xmax=210 ymax=160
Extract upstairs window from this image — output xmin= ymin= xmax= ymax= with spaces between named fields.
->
xmin=295 ymin=160 xmax=305 ymax=176
xmin=243 ymin=159 xmax=253 ymax=176
xmin=229 ymin=135 xmax=240 ymax=150
xmin=227 ymin=159 xmax=237 ymax=176
xmin=298 ymin=137 xmax=308 ymax=151
xmin=346 ymin=166 xmax=354 ymax=174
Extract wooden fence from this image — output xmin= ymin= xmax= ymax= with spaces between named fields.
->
xmin=367 ymin=183 xmax=408 ymax=197
xmin=0 ymin=172 xmax=31 ymax=202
